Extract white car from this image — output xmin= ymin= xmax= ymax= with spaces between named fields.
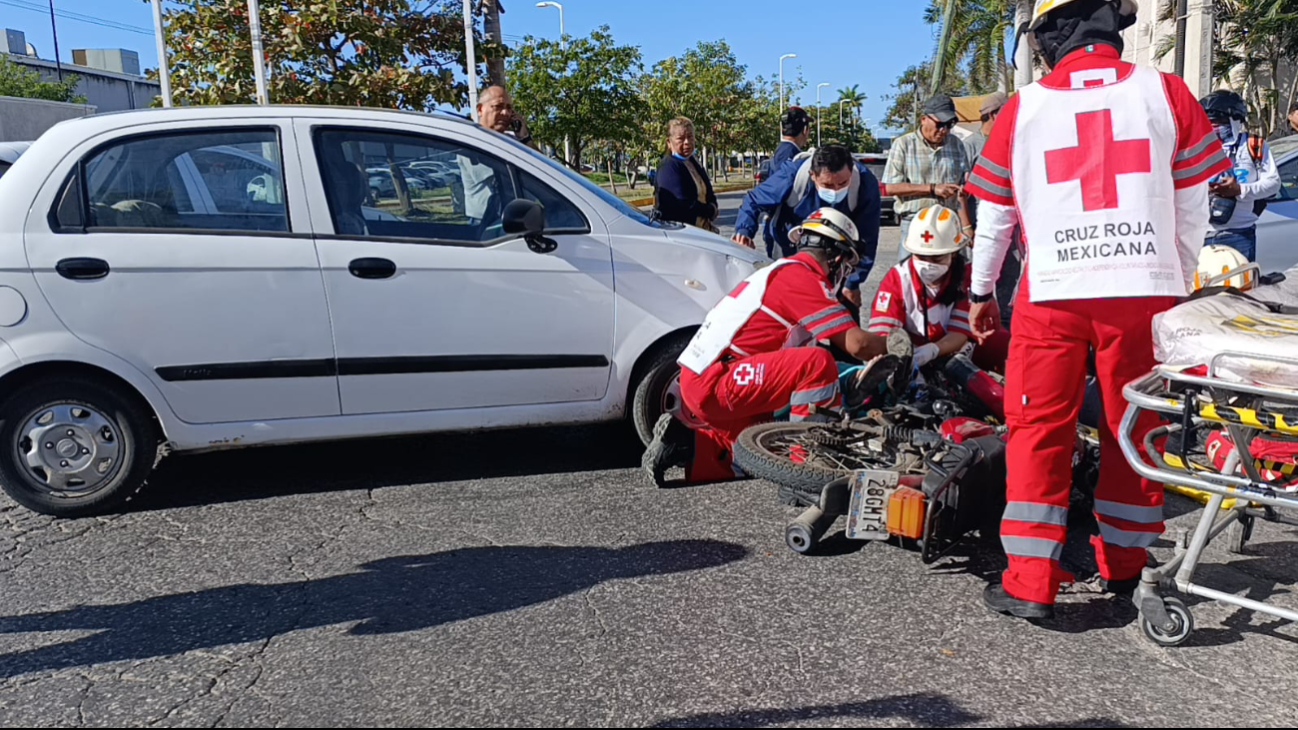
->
xmin=0 ymin=106 xmax=763 ymax=516
xmin=0 ymin=141 xmax=31 ymax=178
xmin=1256 ymin=134 xmax=1298 ymax=275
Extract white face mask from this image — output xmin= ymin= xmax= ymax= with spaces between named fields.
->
xmin=914 ymin=260 xmax=949 ymax=285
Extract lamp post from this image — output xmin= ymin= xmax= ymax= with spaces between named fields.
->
xmin=537 ymin=2 xmax=571 ymax=166
xmin=815 ymin=82 xmax=829 ymax=147
xmin=150 ymin=0 xmax=172 ymax=107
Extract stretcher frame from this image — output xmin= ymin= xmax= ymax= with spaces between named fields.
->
xmin=1119 ymin=351 xmax=1298 ymax=645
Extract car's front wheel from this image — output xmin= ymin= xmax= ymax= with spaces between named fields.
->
xmin=631 ymin=336 xmax=690 ymax=447
xmin=0 ymin=376 xmax=158 ymax=517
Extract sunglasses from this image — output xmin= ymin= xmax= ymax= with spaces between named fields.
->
xmin=930 ymin=117 xmax=956 ymax=130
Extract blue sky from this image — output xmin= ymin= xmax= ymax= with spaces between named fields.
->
xmin=1 ymin=0 xmax=940 ymax=133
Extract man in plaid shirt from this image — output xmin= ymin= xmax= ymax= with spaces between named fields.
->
xmin=883 ymin=94 xmax=973 ymax=260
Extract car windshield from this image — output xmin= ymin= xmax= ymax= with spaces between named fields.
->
xmin=496 ymin=133 xmax=676 ymax=227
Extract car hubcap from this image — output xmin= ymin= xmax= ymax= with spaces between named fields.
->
xmin=14 ymin=403 xmax=122 ymax=495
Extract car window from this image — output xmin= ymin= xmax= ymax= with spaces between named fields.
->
xmin=1276 ymin=155 xmax=1298 ymax=201
xmin=81 ymin=129 xmax=288 ymax=232
xmin=316 ymin=128 xmax=518 ymax=243
xmin=0 ymin=161 xmax=9 ymax=179
xmin=515 ymin=169 xmax=587 ymax=231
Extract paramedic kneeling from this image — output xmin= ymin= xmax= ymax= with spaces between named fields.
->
xmin=643 ymin=208 xmax=887 ymax=487
xmin=867 ymin=204 xmax=1009 ymax=373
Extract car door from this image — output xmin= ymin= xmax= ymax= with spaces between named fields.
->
xmin=1257 ymin=151 xmax=1298 ymax=274
xmin=24 ymin=121 xmax=340 ymax=424
xmin=295 ymin=119 xmax=615 ymax=415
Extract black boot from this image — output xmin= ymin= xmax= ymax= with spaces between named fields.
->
xmin=983 ymin=583 xmax=1054 ymax=619
xmin=642 ymin=413 xmax=694 ymax=488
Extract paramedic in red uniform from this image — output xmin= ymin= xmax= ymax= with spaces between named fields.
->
xmin=867 ymin=204 xmax=1010 ymax=373
xmin=643 ymin=209 xmax=888 ymax=487
xmin=965 ymin=0 xmax=1231 ymax=619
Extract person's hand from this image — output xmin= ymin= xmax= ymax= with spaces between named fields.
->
xmin=841 ymin=288 xmax=862 ymax=307
xmin=1210 ymin=175 xmax=1241 ymax=199
xmin=935 ymin=183 xmax=961 ymax=199
xmin=970 ymin=299 xmax=1001 ymax=340
xmin=913 ymin=343 xmax=940 ymax=369
xmin=732 ymin=233 xmax=755 ymax=248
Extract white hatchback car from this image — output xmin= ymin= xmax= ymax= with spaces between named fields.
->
xmin=0 ymin=106 xmax=765 ymax=515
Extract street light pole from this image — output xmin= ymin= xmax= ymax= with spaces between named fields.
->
xmin=537 ymin=2 xmax=570 ymax=166
xmin=816 ymin=82 xmax=829 ymax=147
xmin=150 ymin=0 xmax=172 ymax=107
xmin=778 ymin=53 xmax=796 ymax=142
xmin=463 ymin=0 xmax=479 ymax=121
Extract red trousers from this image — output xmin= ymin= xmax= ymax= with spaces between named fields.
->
xmin=1000 ymin=294 xmax=1175 ymax=604
xmin=680 ymin=347 xmax=840 ymax=482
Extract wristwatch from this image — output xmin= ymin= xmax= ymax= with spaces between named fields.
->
xmin=969 ymin=291 xmax=995 ymax=304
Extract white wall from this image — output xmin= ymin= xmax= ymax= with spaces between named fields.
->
xmin=0 ymin=95 xmax=95 ymax=142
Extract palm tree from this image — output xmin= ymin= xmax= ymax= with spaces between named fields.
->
xmin=835 ymin=84 xmax=865 ymax=126
xmin=925 ymin=0 xmax=1017 ymax=93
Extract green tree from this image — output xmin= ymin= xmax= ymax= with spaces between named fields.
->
xmin=508 ymin=27 xmax=644 ymax=169
xmin=925 ymin=0 xmax=1016 ymax=94
xmin=643 ymin=40 xmax=760 ymax=181
xmin=0 ymin=56 xmax=85 ymax=104
xmin=156 ymin=0 xmax=495 ymax=109
xmin=1156 ymin=0 xmax=1298 ymax=136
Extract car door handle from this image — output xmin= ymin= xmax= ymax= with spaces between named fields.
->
xmin=55 ymin=257 xmax=110 ymax=280
xmin=348 ymin=257 xmax=397 ymax=279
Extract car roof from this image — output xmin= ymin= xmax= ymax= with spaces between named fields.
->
xmin=1271 ymin=134 xmax=1298 ymax=161
xmin=0 ymin=141 xmax=32 ymax=164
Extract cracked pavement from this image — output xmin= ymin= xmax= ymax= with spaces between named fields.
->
xmin=1 ymin=221 xmax=1297 ymax=727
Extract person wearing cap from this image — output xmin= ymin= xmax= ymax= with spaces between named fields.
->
xmin=644 ymin=208 xmax=889 ymax=487
xmin=763 ymin=107 xmax=815 ymax=257
xmin=882 ymin=94 xmax=974 ymax=260
xmin=964 ymin=0 xmax=1230 ymax=621
xmin=964 ymin=91 xmax=1008 ymax=165
xmin=866 ymin=204 xmax=1009 ymax=373
xmin=773 ymin=107 xmax=812 ymax=172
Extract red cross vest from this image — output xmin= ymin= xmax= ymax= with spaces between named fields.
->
xmin=1014 ymin=65 xmax=1184 ymax=302
xmin=678 ymin=258 xmax=814 ymax=375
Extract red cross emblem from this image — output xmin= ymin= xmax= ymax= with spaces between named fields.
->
xmin=921 ymin=230 xmax=935 ymax=244
xmin=1045 ymin=109 xmax=1151 ymax=212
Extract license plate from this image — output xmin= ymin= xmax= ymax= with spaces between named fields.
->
xmin=845 ymin=470 xmax=900 ymax=540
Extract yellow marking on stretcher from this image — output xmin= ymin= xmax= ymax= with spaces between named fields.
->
xmin=1222 ymin=314 xmax=1298 ymax=337
xmin=1199 ymin=403 xmax=1298 ymax=436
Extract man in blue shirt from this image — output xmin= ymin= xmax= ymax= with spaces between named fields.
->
xmin=733 ymin=144 xmax=881 ymax=307
xmin=761 ymin=107 xmax=814 ymax=256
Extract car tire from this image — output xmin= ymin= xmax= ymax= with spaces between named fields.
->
xmin=632 ymin=336 xmax=690 ymax=447
xmin=0 ymin=376 xmax=158 ymax=517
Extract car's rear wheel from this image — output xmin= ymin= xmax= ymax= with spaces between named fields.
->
xmin=0 ymin=376 xmax=158 ymax=517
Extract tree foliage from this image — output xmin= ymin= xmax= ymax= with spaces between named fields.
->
xmin=507 ymin=26 xmax=644 ymax=168
xmin=156 ymin=0 xmax=497 ymax=109
xmin=0 ymin=56 xmax=85 ymax=104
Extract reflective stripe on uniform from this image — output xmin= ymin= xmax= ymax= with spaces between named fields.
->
xmin=790 ymin=383 xmax=839 ymax=407
xmin=1001 ymin=535 xmax=1064 ymax=561
xmin=1094 ymin=499 xmax=1163 ymax=524
xmin=1003 ymin=501 xmax=1069 ymax=526
xmin=1098 ymin=522 xmax=1162 ymax=549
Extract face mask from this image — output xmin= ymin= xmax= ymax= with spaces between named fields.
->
xmin=671 ymin=152 xmax=691 ymax=161
xmin=817 ymin=186 xmax=848 ymax=205
xmin=1214 ymin=123 xmax=1234 ymax=143
xmin=914 ymin=260 xmax=949 ymax=286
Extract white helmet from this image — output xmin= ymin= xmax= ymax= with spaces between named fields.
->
xmin=1030 ymin=0 xmax=1138 ymax=30
xmin=1194 ymin=244 xmax=1256 ymax=291
xmin=789 ymin=207 xmax=859 ymax=247
xmin=903 ymin=204 xmax=967 ymax=257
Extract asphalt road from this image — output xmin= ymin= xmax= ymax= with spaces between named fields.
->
xmin=1 ymin=193 xmax=1296 ymax=726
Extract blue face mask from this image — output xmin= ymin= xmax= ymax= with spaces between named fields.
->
xmin=818 ymin=186 xmax=848 ymax=205
xmin=672 ymin=152 xmax=691 ymax=161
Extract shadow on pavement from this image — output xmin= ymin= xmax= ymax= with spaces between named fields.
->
xmin=0 ymin=539 xmax=746 ymax=679
xmin=133 ymin=423 xmax=643 ymax=511
xmin=649 ymin=693 xmax=1131 ymax=728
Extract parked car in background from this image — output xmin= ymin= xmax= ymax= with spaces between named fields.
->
xmin=0 ymin=106 xmax=766 ymax=516
xmin=0 ymin=142 xmax=31 ymax=179
xmin=854 ymin=152 xmax=896 ymax=225
xmin=754 ymin=159 xmax=772 ymax=185
xmin=1257 ymin=135 xmax=1298 ymax=275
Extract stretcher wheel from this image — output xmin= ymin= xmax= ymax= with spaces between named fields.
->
xmin=1140 ymin=597 xmax=1194 ymax=647
xmin=1226 ymin=514 xmax=1254 ymax=555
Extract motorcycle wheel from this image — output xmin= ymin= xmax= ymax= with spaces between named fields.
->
xmin=733 ymin=421 xmax=905 ymax=493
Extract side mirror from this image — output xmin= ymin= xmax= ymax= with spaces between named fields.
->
xmin=502 ymin=199 xmax=557 ymax=253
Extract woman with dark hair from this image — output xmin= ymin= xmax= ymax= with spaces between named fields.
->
xmin=654 ymin=117 xmax=719 ymax=232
